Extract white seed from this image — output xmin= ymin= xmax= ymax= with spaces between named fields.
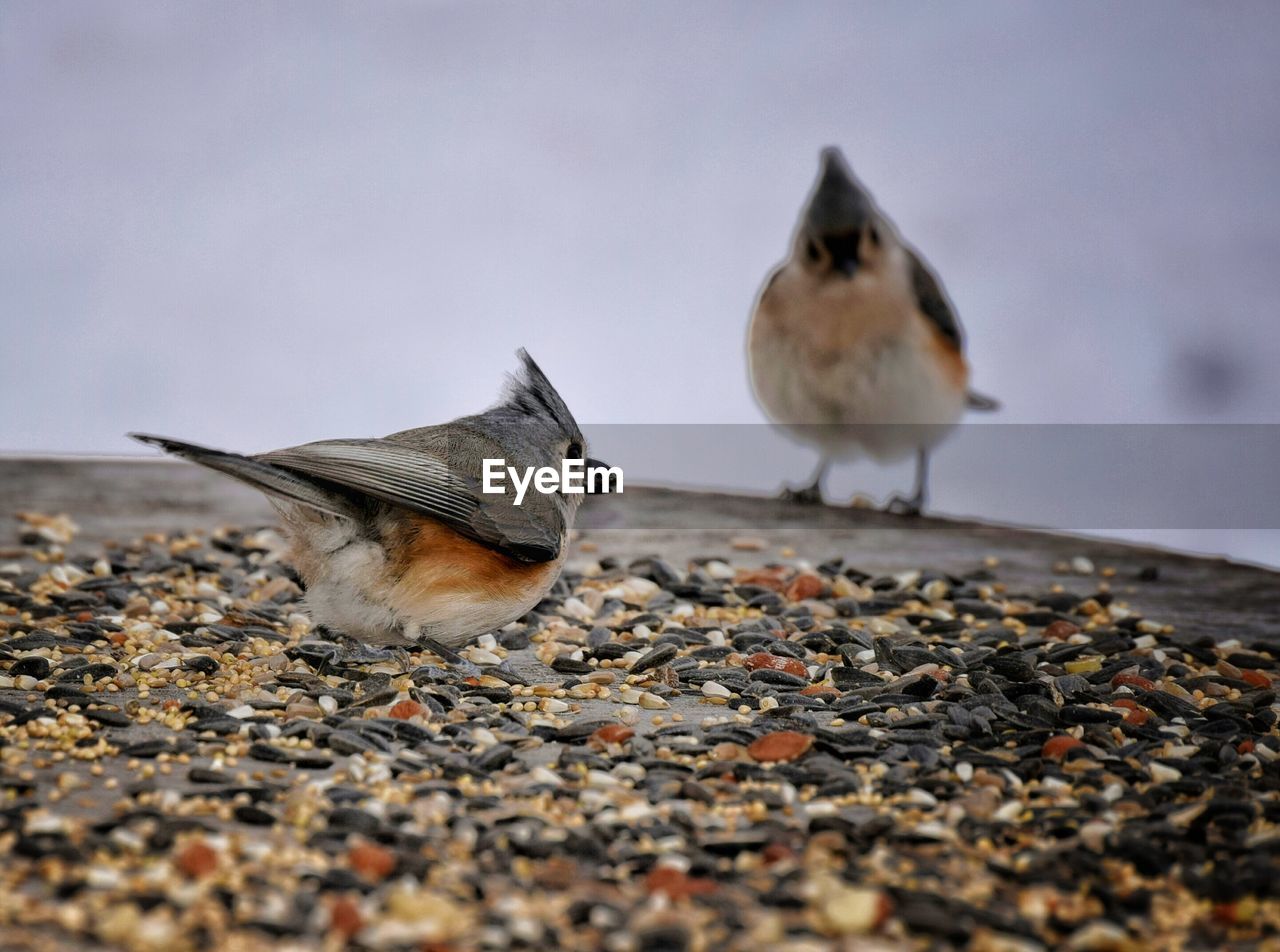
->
xmin=993 ymin=801 xmax=1023 ymax=823
xmin=464 ymin=647 xmax=502 ymax=666
xmin=527 ymin=766 xmax=561 ymax=786
xmin=703 ymin=560 xmax=735 ymax=580
xmin=1079 ymin=820 xmax=1112 ymax=852
xmin=867 ymin=618 xmax=900 ymax=636
xmin=1148 ymin=762 xmax=1181 ymax=783
xmin=922 ymin=579 xmax=948 ymax=602
xmin=905 ymin=788 xmax=938 ymax=807
xmin=893 ymin=570 xmax=921 ymax=590
xmin=1070 ymin=556 xmax=1095 ymax=575
xmin=622 ymin=577 xmax=659 ymax=600
xmin=560 ymin=597 xmax=595 ymax=622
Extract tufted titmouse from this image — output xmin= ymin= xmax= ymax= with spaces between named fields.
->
xmin=132 ymin=350 xmax=607 ymax=649
xmin=747 ymin=147 xmax=998 ymax=513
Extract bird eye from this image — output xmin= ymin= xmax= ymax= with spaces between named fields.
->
xmin=805 ymin=238 xmax=822 ymax=263
xmin=567 ymin=442 xmax=583 ymax=460
xmin=868 ymin=224 xmax=881 ymax=247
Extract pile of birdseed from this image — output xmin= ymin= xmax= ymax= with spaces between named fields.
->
xmin=1 ymin=521 xmax=1278 ymax=952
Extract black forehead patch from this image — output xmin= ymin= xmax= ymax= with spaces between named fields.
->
xmin=822 ymin=231 xmax=862 ymax=273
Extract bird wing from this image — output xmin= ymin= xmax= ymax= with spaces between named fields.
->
xmin=129 ymin=433 xmax=358 ymax=519
xmin=258 ymin=438 xmax=564 ymax=563
xmin=906 ymin=247 xmax=963 ymax=351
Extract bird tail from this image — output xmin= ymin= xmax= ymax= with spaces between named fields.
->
xmin=128 ymin=433 xmax=354 ymax=518
xmin=965 ymin=391 xmax=1000 ymax=412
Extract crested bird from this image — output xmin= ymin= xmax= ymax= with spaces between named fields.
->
xmin=747 ymin=147 xmax=997 ymax=512
xmin=132 ymin=350 xmax=609 ymax=650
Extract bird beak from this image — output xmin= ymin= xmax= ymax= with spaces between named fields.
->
xmin=585 ymin=458 xmax=615 ymax=494
xmin=803 ymin=147 xmax=872 ymax=277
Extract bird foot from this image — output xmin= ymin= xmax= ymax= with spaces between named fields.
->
xmin=389 ymin=647 xmax=414 ymax=675
xmin=312 ymin=624 xmax=404 ymax=667
xmin=780 ymin=484 xmax=825 ymax=505
xmin=884 ymin=494 xmax=924 ymax=517
xmin=414 ymin=633 xmax=482 ymax=677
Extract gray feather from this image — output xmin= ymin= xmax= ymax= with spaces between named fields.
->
xmin=258 ymin=436 xmax=564 ymax=563
xmin=131 ymin=349 xmax=582 ymax=566
xmin=128 ymin=434 xmax=355 ymax=518
xmin=907 ymin=247 xmax=963 ymax=350
xmin=258 ymin=439 xmax=478 ymax=523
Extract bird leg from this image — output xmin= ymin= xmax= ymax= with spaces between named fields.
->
xmin=885 ymin=448 xmax=929 ymax=516
xmin=414 ymin=630 xmax=482 ymax=677
xmin=781 ymin=458 xmax=829 ymax=505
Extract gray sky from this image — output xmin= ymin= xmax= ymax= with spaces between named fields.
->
xmin=3 ymin=2 xmax=1279 ymax=564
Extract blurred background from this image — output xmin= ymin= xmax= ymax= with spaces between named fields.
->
xmin=2 ymin=2 xmax=1278 ymax=564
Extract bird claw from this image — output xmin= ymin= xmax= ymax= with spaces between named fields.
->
xmin=884 ymin=494 xmax=923 ymax=517
xmin=780 ymin=484 xmax=825 ymax=505
xmin=415 ymin=634 xmax=465 ymax=665
xmin=342 ymin=644 xmax=405 ymax=665
xmin=390 ymin=647 xmax=414 ymax=675
xmin=312 ymin=624 xmax=404 ymax=667
xmin=414 ymin=633 xmax=482 ymax=677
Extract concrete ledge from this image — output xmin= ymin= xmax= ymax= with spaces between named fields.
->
xmin=2 ymin=457 xmax=1276 ymax=646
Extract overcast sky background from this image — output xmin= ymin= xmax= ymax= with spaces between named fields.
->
xmin=3 ymin=2 xmax=1278 ymax=565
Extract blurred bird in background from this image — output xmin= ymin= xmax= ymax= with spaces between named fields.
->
xmin=748 ymin=147 xmax=998 ymax=513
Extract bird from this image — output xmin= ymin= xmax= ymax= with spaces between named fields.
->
xmin=747 ymin=146 xmax=998 ymax=513
xmin=131 ymin=349 xmax=607 ymax=651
